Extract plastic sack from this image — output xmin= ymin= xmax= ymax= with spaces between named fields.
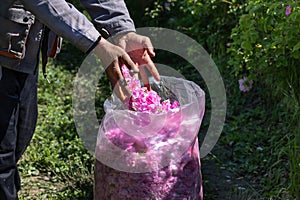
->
xmin=94 ymin=76 xmax=205 ymax=200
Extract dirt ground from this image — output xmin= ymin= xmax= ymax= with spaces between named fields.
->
xmin=201 ymin=147 xmax=264 ymax=200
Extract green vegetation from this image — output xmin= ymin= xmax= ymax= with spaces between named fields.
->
xmin=19 ymin=0 xmax=299 ymax=199
xmin=19 ymin=64 xmax=95 ymax=199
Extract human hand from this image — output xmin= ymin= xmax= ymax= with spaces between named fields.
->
xmin=93 ymin=38 xmax=138 ymax=101
xmin=113 ymin=32 xmax=160 ymax=90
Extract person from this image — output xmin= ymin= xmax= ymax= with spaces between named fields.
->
xmin=0 ymin=0 xmax=160 ymax=199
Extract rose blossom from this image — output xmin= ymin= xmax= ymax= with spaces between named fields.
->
xmin=286 ymin=5 xmax=291 ymax=16
xmin=238 ymin=77 xmax=253 ymax=92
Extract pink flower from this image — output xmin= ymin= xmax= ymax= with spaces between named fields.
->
xmin=238 ymin=77 xmax=253 ymax=92
xmin=161 ymin=100 xmax=171 ymax=112
xmin=286 ymin=5 xmax=291 ymax=16
xmin=121 ymin=65 xmax=132 ymax=80
xmin=170 ymin=101 xmax=180 ymax=109
xmin=121 ymin=65 xmax=180 ymax=113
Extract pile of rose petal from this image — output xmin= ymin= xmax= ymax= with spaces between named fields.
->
xmin=95 ymin=149 xmax=201 ymax=199
xmin=121 ymin=65 xmax=179 ymax=113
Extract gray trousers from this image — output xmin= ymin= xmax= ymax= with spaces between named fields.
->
xmin=0 ymin=67 xmax=38 ymax=200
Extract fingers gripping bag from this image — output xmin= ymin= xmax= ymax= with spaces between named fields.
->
xmin=94 ymin=66 xmax=205 ymax=200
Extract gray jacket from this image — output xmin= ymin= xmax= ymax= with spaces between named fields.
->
xmin=0 ymin=0 xmax=135 ymax=74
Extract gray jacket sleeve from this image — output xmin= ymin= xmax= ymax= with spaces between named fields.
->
xmin=80 ymin=0 xmax=136 ymax=38
xmin=21 ymin=0 xmax=101 ymax=53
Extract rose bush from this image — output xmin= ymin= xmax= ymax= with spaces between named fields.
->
xmin=228 ymin=1 xmax=300 ymax=103
xmin=228 ymin=1 xmax=300 ymax=198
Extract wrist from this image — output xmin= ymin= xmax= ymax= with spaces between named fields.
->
xmin=86 ymin=35 xmax=102 ymax=54
xmin=112 ymin=31 xmax=135 ymax=44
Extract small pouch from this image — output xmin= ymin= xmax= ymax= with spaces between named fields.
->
xmin=0 ymin=6 xmax=35 ymax=59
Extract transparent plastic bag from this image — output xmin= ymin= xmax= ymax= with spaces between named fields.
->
xmin=95 ymin=76 xmax=205 ymax=200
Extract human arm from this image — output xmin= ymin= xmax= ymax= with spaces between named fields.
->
xmin=21 ymin=0 xmax=99 ymax=52
xmin=20 ymin=0 xmax=137 ymax=99
xmin=80 ymin=0 xmax=135 ymax=38
xmin=80 ymin=0 xmax=160 ymax=86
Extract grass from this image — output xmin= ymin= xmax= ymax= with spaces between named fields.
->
xmin=19 ymin=63 xmax=95 ymax=199
xmin=199 ymin=61 xmax=292 ymax=199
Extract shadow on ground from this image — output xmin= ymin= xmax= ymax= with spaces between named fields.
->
xmin=202 ymin=146 xmax=265 ymax=200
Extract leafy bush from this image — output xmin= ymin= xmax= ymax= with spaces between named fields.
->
xmin=143 ymin=0 xmax=247 ymax=59
xmin=229 ymin=1 xmax=300 ymax=103
xmin=228 ymin=1 xmax=300 ymax=198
